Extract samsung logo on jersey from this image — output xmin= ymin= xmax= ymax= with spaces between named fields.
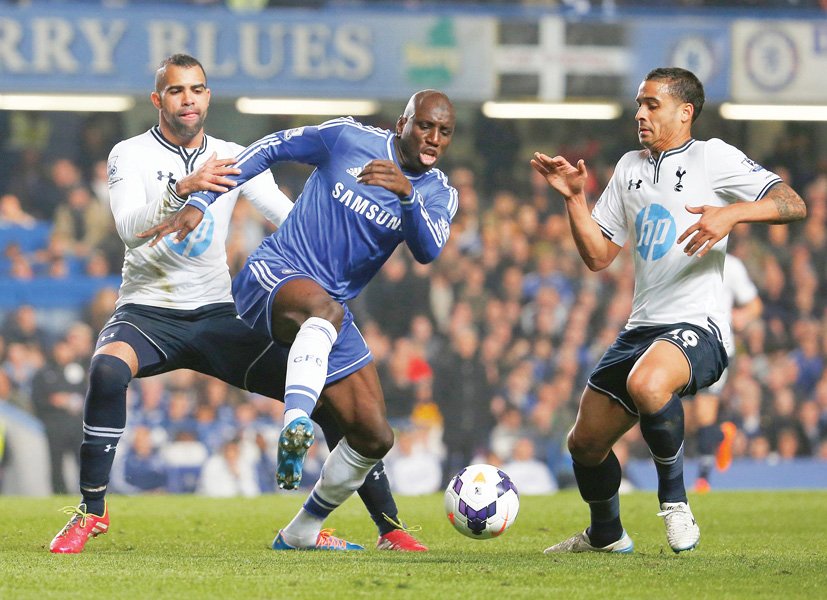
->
xmin=331 ymin=182 xmax=401 ymax=231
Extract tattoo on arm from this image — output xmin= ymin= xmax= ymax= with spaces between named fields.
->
xmin=767 ymin=183 xmax=806 ymax=223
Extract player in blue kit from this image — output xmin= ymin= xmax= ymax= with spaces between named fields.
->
xmin=49 ymin=54 xmax=428 ymax=554
xmin=533 ymin=68 xmax=805 ymax=554
xmin=144 ymin=90 xmax=457 ymax=550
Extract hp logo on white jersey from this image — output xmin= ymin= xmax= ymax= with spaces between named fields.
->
xmin=165 ymin=208 xmax=215 ymax=258
xmin=635 ymin=204 xmax=676 ymax=261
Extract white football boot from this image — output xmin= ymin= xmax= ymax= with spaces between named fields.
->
xmin=658 ymin=502 xmax=700 ymax=553
xmin=544 ymin=529 xmax=633 ymax=554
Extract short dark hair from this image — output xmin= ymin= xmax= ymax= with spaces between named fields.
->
xmin=645 ymin=67 xmax=705 ymax=122
xmin=155 ymin=54 xmax=206 ymax=93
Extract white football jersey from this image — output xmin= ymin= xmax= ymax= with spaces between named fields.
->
xmin=722 ymin=254 xmax=758 ymax=319
xmin=592 ymin=138 xmax=781 ymax=350
xmin=719 ymin=253 xmax=760 ymax=356
xmin=107 ymin=127 xmax=293 ymax=310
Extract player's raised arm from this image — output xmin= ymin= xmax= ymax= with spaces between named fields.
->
xmin=231 ymin=150 xmax=294 ymax=228
xmin=140 ymin=125 xmax=335 ymax=244
xmin=174 ymin=151 xmax=241 ymax=197
xmin=108 ymin=150 xmax=241 ymax=248
xmin=531 ymin=152 xmax=621 ymax=271
xmin=183 ymin=125 xmax=333 ymax=215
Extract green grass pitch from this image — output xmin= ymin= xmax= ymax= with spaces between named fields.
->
xmin=2 ymin=490 xmax=825 ymax=599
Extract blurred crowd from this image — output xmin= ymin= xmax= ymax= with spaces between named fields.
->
xmin=2 ymin=107 xmax=827 ymax=500
xmin=4 ymin=0 xmax=827 ymax=11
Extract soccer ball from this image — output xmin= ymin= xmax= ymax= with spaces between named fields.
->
xmin=444 ymin=464 xmax=520 ymax=539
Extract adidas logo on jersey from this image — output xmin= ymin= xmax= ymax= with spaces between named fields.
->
xmin=346 ymin=167 xmax=362 ymax=179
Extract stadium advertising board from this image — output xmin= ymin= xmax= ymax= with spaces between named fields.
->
xmin=0 ymin=5 xmax=495 ymax=100
xmin=494 ymin=16 xmax=630 ymax=101
xmin=732 ymin=19 xmax=827 ymax=103
xmin=627 ymin=20 xmax=730 ymax=102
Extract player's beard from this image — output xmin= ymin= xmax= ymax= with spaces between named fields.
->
xmin=166 ymin=109 xmax=206 ymax=143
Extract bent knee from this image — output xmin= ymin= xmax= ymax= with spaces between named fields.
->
xmin=346 ymin=421 xmax=394 ymax=459
xmin=626 ymin=369 xmax=672 ymax=406
xmin=308 ymin=299 xmax=344 ymax=330
xmin=567 ymin=429 xmax=612 ymax=466
xmin=273 ymin=299 xmax=344 ymax=342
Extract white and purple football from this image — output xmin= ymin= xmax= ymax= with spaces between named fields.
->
xmin=444 ymin=464 xmax=520 ymax=540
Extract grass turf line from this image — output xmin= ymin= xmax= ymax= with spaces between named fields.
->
xmin=2 ymin=490 xmax=826 ymax=599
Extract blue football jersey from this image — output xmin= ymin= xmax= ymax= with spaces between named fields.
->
xmin=187 ymin=118 xmax=458 ymax=301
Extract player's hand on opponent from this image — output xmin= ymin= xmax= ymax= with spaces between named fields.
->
xmin=138 ymin=205 xmax=205 ymax=247
xmin=357 ymin=159 xmax=413 ymax=198
xmin=530 ymin=153 xmax=588 ymax=200
xmin=174 ymin=152 xmax=241 ymax=198
xmin=678 ymin=204 xmax=738 ymax=258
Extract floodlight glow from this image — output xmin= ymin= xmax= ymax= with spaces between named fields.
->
xmin=482 ymin=101 xmax=622 ymax=120
xmin=0 ymin=94 xmax=135 ymax=112
xmin=720 ymin=103 xmax=827 ymax=121
xmin=236 ymin=97 xmax=379 ymax=116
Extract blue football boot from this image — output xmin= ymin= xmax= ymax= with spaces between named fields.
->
xmin=276 ymin=416 xmax=315 ymax=490
xmin=272 ymin=529 xmax=365 ymax=551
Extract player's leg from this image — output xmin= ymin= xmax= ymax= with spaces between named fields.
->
xmin=239 ymin=326 xmax=425 ymax=551
xmin=242 ymin=272 xmax=342 ymax=489
xmin=626 ymin=326 xmax=729 ymax=553
xmin=626 ymin=339 xmax=691 ymax=507
xmin=546 ymin=386 xmax=638 ymax=554
xmin=51 ymin=311 xmax=169 ymax=554
xmin=233 ymin=264 xmax=340 ymax=488
xmin=271 ymin=277 xmax=343 ymax=426
xmin=311 ymin=405 xmax=426 ymax=550
xmin=78 ymin=342 xmax=137 ymax=517
xmin=50 ymin=339 xmax=138 ymax=553
xmin=694 ymin=390 xmax=721 ymax=491
xmin=276 ymin=363 xmax=393 ymax=550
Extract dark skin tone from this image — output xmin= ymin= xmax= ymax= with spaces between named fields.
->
xmin=140 ymin=90 xmax=455 ymax=245
xmin=138 ymin=90 xmax=455 ymax=459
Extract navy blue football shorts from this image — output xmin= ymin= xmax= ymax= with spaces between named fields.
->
xmin=587 ymin=321 xmax=728 ymax=416
xmin=96 ymin=302 xmax=322 ymax=398
xmin=232 ymin=257 xmax=373 ymax=385
xmin=96 ymin=302 xmax=293 ymax=395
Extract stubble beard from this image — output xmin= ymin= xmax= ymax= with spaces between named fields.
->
xmin=166 ymin=110 xmax=206 ymax=144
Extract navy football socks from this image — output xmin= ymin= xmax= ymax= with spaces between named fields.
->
xmin=79 ymin=354 xmax=131 ymax=517
xmin=357 ymin=462 xmax=400 ymax=536
xmin=640 ymin=394 xmax=688 ymax=505
xmin=696 ymin=423 xmax=724 ymax=481
xmin=573 ymin=451 xmax=624 ymax=547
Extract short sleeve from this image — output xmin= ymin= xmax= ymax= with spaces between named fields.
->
xmin=705 ymin=138 xmax=782 ymax=204
xmin=591 ymin=156 xmax=630 ymax=247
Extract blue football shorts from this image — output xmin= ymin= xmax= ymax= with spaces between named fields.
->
xmin=232 ymin=257 xmax=373 ymax=385
xmin=587 ymin=321 xmax=728 ymax=416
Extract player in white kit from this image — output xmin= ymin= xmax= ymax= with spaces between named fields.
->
xmin=533 ymin=67 xmax=805 ymax=554
xmin=689 ymin=253 xmax=762 ymax=494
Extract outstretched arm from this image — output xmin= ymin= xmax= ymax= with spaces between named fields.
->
xmin=108 ymin=151 xmax=237 ymax=249
xmin=140 ymin=125 xmax=333 ymax=245
xmin=678 ymin=182 xmax=806 ymax=258
xmin=531 ymin=152 xmax=621 ymax=271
